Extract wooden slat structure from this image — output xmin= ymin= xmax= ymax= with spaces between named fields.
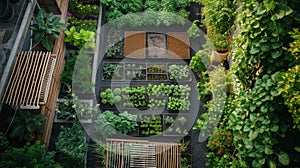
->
xmin=106 ymin=139 xmax=181 ymax=168
xmin=1 ymin=30 xmax=66 ymax=147
xmin=2 ymin=51 xmax=52 ymax=106
xmin=39 ymin=32 xmax=66 ymax=147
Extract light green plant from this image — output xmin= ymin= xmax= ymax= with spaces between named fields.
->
xmin=100 ymin=88 xmax=122 ymax=106
xmin=94 ymin=110 xmax=138 ymax=137
xmin=187 ymin=20 xmax=201 ymax=38
xmin=65 ymin=26 xmax=95 ymax=49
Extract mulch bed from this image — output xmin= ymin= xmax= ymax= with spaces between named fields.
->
xmin=167 ymin=32 xmax=190 ymax=59
xmin=124 ymin=31 xmax=146 ymax=59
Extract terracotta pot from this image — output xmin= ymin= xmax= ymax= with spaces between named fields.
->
xmin=211 ymin=49 xmax=230 ymax=63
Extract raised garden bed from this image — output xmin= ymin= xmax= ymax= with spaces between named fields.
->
xmin=147 ymin=33 xmax=168 ymax=59
xmin=102 ymin=62 xmax=124 ymax=80
xmin=124 ymin=31 xmax=146 ymax=59
xmin=163 ymin=114 xmax=189 ymax=136
xmin=54 ymin=98 xmax=94 ymax=124
xmin=139 ymin=115 xmax=163 ymax=136
xmin=167 ymin=32 xmax=190 ymax=59
xmin=99 ymin=86 xmax=148 ymax=110
xmin=168 ymin=64 xmax=192 ymax=82
xmin=147 ymin=63 xmax=168 ymax=81
xmin=105 ymin=32 xmax=124 ymax=58
xmin=125 ymin=63 xmax=147 ymax=81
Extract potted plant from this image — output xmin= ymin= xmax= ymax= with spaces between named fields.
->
xmin=195 ymin=0 xmax=237 ymax=62
xmin=30 ymin=8 xmax=66 ymax=51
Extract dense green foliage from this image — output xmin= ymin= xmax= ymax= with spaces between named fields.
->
xmin=8 ymin=110 xmax=45 ymax=142
xmin=192 ymin=0 xmax=300 ymax=167
xmin=0 ymin=141 xmax=61 ymax=167
xmin=193 ymin=0 xmax=236 ymax=49
xmin=101 ymin=0 xmax=191 ymax=23
xmin=55 ymin=124 xmax=88 ymax=167
xmin=94 ymin=110 xmax=138 ymax=138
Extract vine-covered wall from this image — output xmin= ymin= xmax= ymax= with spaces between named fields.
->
xmin=192 ymin=0 xmax=300 ymax=167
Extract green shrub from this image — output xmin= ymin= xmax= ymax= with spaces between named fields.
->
xmin=55 ymin=124 xmax=88 ymax=167
xmin=0 ymin=141 xmax=61 ymax=167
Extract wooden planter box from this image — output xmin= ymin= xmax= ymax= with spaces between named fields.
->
xmin=120 ymin=86 xmax=148 ymax=110
xmin=167 ymin=97 xmax=190 ymax=112
xmin=38 ymin=0 xmax=68 ymax=15
xmin=147 ymin=63 xmax=168 ymax=81
xmin=124 ymin=31 xmax=146 ymax=59
xmin=98 ymin=87 xmax=118 ymax=110
xmin=167 ymin=32 xmax=190 ymax=59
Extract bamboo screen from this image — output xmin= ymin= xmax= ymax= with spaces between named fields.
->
xmin=106 ymin=139 xmax=181 ymax=168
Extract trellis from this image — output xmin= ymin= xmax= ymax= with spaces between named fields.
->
xmin=106 ymin=139 xmax=181 ymax=168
